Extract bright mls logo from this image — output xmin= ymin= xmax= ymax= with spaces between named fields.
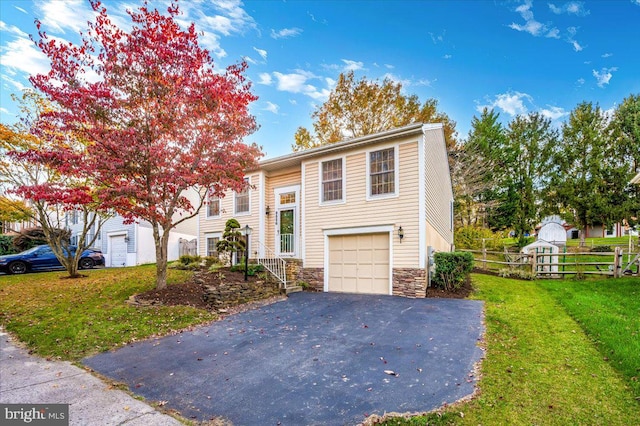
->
xmin=1 ymin=404 xmax=68 ymax=425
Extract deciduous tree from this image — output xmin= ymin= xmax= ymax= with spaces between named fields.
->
xmin=2 ymin=90 xmax=106 ymax=277
xmin=24 ymin=0 xmax=260 ymax=288
xmin=293 ymin=71 xmax=457 ymax=153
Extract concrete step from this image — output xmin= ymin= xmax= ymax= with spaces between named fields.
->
xmin=285 ymin=285 xmax=303 ymax=294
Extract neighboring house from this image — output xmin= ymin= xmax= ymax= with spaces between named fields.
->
xmin=67 ymin=189 xmax=200 ymax=267
xmin=199 ymin=123 xmax=454 ymax=298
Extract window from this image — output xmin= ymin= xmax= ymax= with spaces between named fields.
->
xmin=369 ymin=147 xmax=395 ymax=196
xmin=207 ymin=196 xmax=220 ymax=217
xmin=322 ymin=159 xmax=343 ymax=202
xmin=235 ymin=178 xmax=250 ymax=214
xmin=207 ymin=237 xmax=220 ymax=257
xmin=69 ymin=210 xmax=79 ymax=225
xmin=279 ymin=192 xmax=296 ymax=205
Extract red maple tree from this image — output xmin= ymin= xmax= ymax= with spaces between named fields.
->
xmin=24 ymin=0 xmax=261 ymax=288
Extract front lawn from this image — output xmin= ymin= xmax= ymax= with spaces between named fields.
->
xmin=381 ymin=274 xmax=640 ymax=425
xmin=0 ymin=265 xmax=215 ymax=361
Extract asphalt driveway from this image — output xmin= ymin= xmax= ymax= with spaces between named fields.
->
xmin=84 ymin=292 xmax=484 ymax=425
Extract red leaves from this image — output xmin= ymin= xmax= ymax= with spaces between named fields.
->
xmin=24 ymin=0 xmax=260 ymax=229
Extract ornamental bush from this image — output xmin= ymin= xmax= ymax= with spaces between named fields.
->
xmin=432 ymin=251 xmax=474 ymax=291
xmin=454 ymin=226 xmax=503 ymax=250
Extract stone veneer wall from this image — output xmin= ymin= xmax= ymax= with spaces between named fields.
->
xmin=282 ymin=260 xmax=425 ymax=298
xmin=392 ymin=268 xmax=427 ymax=298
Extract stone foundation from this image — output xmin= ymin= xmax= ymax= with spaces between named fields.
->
xmin=392 ymin=268 xmax=427 ymax=298
xmin=279 ymin=260 xmax=426 ymax=298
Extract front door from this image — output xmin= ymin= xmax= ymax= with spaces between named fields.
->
xmin=275 ymin=185 xmax=299 ymax=257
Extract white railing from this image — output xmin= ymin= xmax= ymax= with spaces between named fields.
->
xmin=280 ymin=233 xmax=295 ymax=254
xmin=256 ymin=240 xmax=287 ymax=289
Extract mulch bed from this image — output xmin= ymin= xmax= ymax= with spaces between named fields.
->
xmin=133 ymin=268 xmax=473 ymax=311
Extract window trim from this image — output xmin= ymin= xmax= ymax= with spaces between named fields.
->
xmin=234 ymin=177 xmax=251 ymax=216
xmin=366 ymin=145 xmax=399 ymax=201
xmin=319 ymin=156 xmax=346 ymax=205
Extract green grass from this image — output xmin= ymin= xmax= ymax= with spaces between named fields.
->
xmin=380 ymin=274 xmax=640 ymax=425
xmin=0 ymin=265 xmax=216 ymax=361
xmin=538 ymin=277 xmax=640 ymax=399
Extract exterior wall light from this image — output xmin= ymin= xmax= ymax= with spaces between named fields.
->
xmin=265 ymin=205 xmax=271 ymax=216
xmin=398 ymin=226 xmax=404 ymax=243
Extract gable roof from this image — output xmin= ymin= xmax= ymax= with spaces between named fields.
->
xmin=259 ymin=123 xmax=442 ymax=172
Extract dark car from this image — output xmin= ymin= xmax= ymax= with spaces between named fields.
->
xmin=0 ymin=245 xmax=105 ymax=275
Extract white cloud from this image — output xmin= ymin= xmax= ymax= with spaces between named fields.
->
xmin=0 ymin=34 xmax=51 ymax=77
xmin=429 ymin=31 xmax=446 ymax=44
xmin=341 ymin=59 xmax=363 ymax=71
xmin=384 ymin=64 xmax=394 ymax=69
xmin=601 ymin=52 xmax=613 ymax=58
xmin=549 ymin=2 xmax=590 ymax=16
xmin=257 ymin=73 xmax=272 ymax=85
xmin=566 ymin=27 xmax=584 ymax=51
xmin=477 ymin=91 xmax=533 ymax=116
xmin=35 ymin=0 xmax=95 ymax=34
xmin=576 ymin=78 xmax=585 ymax=85
xmin=443 ymin=54 xmax=452 ymax=59
xmin=263 ymin=101 xmax=279 ymax=114
xmin=0 ymin=107 xmax=10 ymax=114
xmin=509 ymin=1 xmax=559 ymax=38
xmin=0 ymin=21 xmax=28 ymax=37
xmin=14 ymin=6 xmax=27 ymax=14
xmin=272 ymin=70 xmax=330 ymax=100
xmin=634 ymin=0 xmax=640 ymax=6
xmin=270 ymin=27 xmax=302 ymax=39
xmin=1 ymin=74 xmax=26 ymax=91
xmin=253 ymin=47 xmax=267 ymax=61
xmin=540 ymin=106 xmax=568 ymax=120
xmin=593 ymin=67 xmax=618 ymax=87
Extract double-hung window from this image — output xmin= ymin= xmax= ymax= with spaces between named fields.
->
xmin=206 ymin=236 xmax=220 ymax=257
xmin=207 ymin=195 xmax=220 ymax=218
xmin=234 ymin=178 xmax=250 ymax=214
xmin=321 ymin=158 xmax=343 ymax=203
xmin=369 ymin=147 xmax=396 ymax=197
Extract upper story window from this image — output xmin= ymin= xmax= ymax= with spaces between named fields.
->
xmin=207 ymin=195 xmax=220 ymax=218
xmin=234 ymin=178 xmax=250 ymax=215
xmin=369 ymin=147 xmax=396 ymax=197
xmin=321 ymin=158 xmax=343 ymax=203
xmin=69 ymin=210 xmax=79 ymax=225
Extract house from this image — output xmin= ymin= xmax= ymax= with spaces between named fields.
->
xmin=67 ymin=189 xmax=200 ymax=267
xmin=199 ymin=123 xmax=454 ymax=298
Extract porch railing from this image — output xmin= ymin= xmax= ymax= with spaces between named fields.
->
xmin=256 ymin=241 xmax=288 ymax=289
xmin=280 ymin=233 xmax=295 ymax=254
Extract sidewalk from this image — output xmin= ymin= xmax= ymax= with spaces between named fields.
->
xmin=0 ymin=329 xmax=182 ymax=426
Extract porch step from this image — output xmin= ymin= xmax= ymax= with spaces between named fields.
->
xmin=285 ymin=285 xmax=303 ymax=294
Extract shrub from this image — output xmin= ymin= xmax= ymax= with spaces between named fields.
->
xmin=591 ymin=245 xmax=613 ymax=253
xmin=454 ymin=226 xmax=504 ymax=250
xmin=0 ymin=235 xmax=16 ymax=255
xmin=432 ymin=251 xmax=474 ymax=291
xmin=498 ymin=268 xmax=536 ymax=280
xmin=230 ymin=262 xmax=264 ymax=276
xmin=178 ymin=254 xmax=202 ymax=265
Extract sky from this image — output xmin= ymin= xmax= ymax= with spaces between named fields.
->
xmin=1 ymin=0 xmax=639 ymax=159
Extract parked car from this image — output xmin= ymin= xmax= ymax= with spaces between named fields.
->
xmin=0 ymin=245 xmax=105 ymax=274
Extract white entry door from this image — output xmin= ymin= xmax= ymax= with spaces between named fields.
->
xmin=275 ymin=186 xmax=299 ymax=257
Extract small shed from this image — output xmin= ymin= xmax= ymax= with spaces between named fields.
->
xmin=538 ymin=216 xmax=567 ymax=246
xmin=522 ymin=239 xmax=560 ymax=274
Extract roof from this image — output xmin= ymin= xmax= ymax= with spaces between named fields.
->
xmin=258 ymin=123 xmax=442 ymax=172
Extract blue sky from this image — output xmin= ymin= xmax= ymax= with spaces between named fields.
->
xmin=1 ymin=0 xmax=639 ymax=159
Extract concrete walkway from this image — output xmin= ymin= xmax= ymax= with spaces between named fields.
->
xmin=0 ymin=329 xmax=181 ymax=426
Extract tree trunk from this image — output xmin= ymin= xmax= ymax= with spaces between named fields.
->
xmin=154 ymin=225 xmax=171 ymax=290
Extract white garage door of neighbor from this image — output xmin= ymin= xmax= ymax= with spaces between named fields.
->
xmin=110 ymin=235 xmax=127 ymax=267
xmin=328 ymin=233 xmax=390 ymax=294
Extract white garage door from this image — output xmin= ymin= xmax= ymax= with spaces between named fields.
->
xmin=328 ymin=233 xmax=390 ymax=294
xmin=110 ymin=235 xmax=127 ymax=267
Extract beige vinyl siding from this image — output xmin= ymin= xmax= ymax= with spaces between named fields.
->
xmin=304 ymin=138 xmax=421 ymax=268
xmin=198 ymin=173 xmax=261 ymax=256
xmin=263 ymin=169 xmax=301 ymax=253
xmin=424 ymin=127 xmax=454 ymax=250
